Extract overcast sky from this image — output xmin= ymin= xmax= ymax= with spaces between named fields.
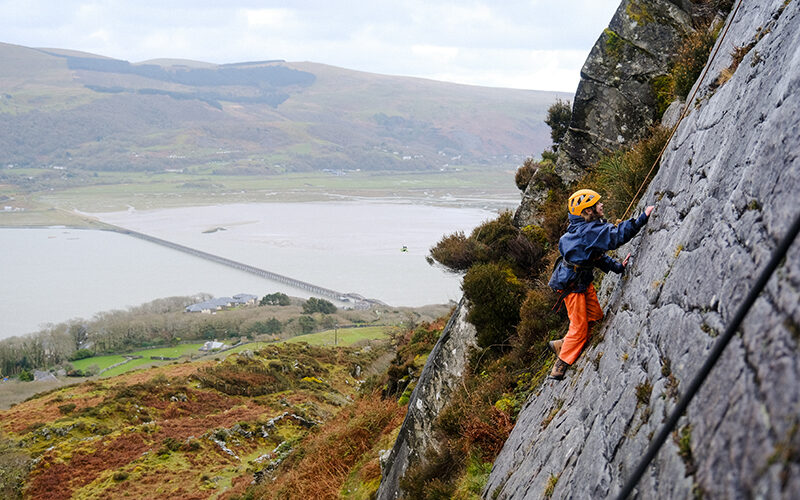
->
xmin=0 ymin=1 xmax=621 ymax=92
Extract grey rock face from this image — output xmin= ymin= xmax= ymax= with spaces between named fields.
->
xmin=486 ymin=1 xmax=800 ymax=498
xmin=515 ymin=0 xmax=693 ymax=227
xmin=377 ymin=299 xmax=477 ymax=499
xmin=560 ymin=0 xmax=692 ymax=168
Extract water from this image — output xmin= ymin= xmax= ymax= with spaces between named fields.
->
xmin=1 ymin=201 xmax=502 ymax=339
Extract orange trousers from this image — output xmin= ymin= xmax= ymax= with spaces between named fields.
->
xmin=560 ymin=284 xmax=603 ymax=365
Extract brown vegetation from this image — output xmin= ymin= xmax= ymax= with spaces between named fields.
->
xmin=253 ymin=393 xmax=406 ymax=499
xmin=0 ymin=338 xmax=393 ymax=500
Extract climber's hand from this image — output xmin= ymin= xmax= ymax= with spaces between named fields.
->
xmin=645 ymin=205 xmax=655 ymax=217
xmin=622 ymin=253 xmax=631 ymax=268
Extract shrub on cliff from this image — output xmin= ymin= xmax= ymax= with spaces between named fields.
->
xmin=428 ymin=212 xmax=550 ymax=277
xmin=673 ymin=24 xmax=721 ymax=99
xmin=513 ymin=288 xmax=565 ymax=359
xmin=545 ymin=99 xmax=572 ymax=150
xmin=590 ymin=126 xmax=671 ymax=220
xmin=427 ymin=231 xmax=480 ymax=272
xmin=462 ymin=263 xmax=526 ymax=348
xmin=515 ymin=157 xmax=537 ymax=190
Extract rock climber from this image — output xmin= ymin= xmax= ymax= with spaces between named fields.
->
xmin=547 ymin=189 xmax=654 ymax=380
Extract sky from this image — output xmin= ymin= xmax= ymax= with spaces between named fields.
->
xmin=0 ymin=1 xmax=622 ymax=92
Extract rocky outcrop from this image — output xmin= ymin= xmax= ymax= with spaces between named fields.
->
xmin=485 ymin=1 xmax=800 ymax=498
xmin=377 ymin=299 xmax=477 ymax=499
xmin=515 ymin=0 xmax=694 ymax=227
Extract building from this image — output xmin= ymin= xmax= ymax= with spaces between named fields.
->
xmin=185 ymin=293 xmax=258 ymax=313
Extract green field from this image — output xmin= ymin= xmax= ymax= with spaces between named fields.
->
xmin=70 ymin=355 xmax=128 ymax=372
xmin=69 ymin=329 xmax=389 ymax=379
xmin=70 ymin=343 xmax=204 ymax=377
xmin=283 ymin=326 xmax=391 ymax=346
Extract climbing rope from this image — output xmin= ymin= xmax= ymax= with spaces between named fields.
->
xmin=615 ymin=211 xmax=800 ymax=500
xmin=620 ymin=0 xmax=746 ymax=221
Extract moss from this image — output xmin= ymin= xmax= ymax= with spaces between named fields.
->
xmin=450 ymin=454 xmax=493 ymax=499
xmin=627 ymin=0 xmax=656 ymax=25
xmin=700 ymin=323 xmax=719 ymax=338
xmin=652 ymin=75 xmax=676 ymax=118
xmin=635 ymin=380 xmax=652 ymax=406
xmin=540 ymin=399 xmax=564 ymax=430
xmin=785 ymin=318 xmax=800 ymax=342
xmin=764 ymin=422 xmax=799 ymax=490
xmin=397 ymin=381 xmax=416 ymax=406
xmin=494 ymin=394 xmax=517 ymax=415
xmin=593 ymin=351 xmax=604 ymax=370
xmin=604 ymin=28 xmax=626 ymax=60
xmin=675 ymin=424 xmax=697 ymax=476
xmin=543 ymin=473 xmax=560 ymax=499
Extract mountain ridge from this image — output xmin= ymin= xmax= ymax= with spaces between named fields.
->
xmin=0 ymin=42 xmax=568 ymax=174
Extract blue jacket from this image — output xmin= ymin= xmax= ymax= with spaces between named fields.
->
xmin=548 ymin=211 xmax=649 ymax=293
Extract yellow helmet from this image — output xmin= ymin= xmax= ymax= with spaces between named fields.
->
xmin=568 ymin=189 xmax=601 ymax=215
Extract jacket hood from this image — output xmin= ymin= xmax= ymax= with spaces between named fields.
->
xmin=567 ymin=213 xmax=587 ymax=231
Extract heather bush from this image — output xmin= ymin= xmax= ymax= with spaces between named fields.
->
xmin=462 ymin=263 xmax=526 ymax=348
xmin=514 ymin=157 xmax=536 ymax=191
xmin=254 ymin=392 xmax=403 ymax=499
xmin=399 ymin=444 xmax=461 ymax=500
xmin=513 ymin=288 xmax=564 ymax=358
xmin=427 ymin=231 xmax=481 ymax=272
xmin=544 ymin=99 xmax=572 ymax=150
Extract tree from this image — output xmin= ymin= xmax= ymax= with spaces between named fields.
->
xmin=298 ymin=315 xmax=316 ymax=334
xmin=544 ymin=99 xmax=572 ymax=150
xmin=247 ymin=318 xmax=282 ymax=335
xmin=200 ymin=323 xmax=218 ymax=340
xmin=68 ymin=349 xmax=94 ymax=361
xmin=302 ymin=297 xmax=337 ymax=314
xmin=260 ymin=292 xmax=291 ymax=306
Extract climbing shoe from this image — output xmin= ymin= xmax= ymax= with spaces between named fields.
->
xmin=547 ymin=339 xmax=563 ymax=357
xmin=548 ymin=359 xmax=569 ymax=381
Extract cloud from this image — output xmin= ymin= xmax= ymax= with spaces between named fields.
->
xmin=0 ymin=0 xmax=620 ymax=91
xmin=243 ymin=8 xmax=296 ymax=28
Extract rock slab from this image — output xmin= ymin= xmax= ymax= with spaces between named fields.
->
xmin=486 ymin=1 xmax=800 ymax=498
xmin=377 ymin=299 xmax=477 ymax=499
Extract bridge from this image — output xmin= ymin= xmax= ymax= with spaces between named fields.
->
xmin=93 ymin=221 xmax=378 ymax=307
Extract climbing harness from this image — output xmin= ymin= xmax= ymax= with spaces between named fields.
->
xmin=550 ymin=255 xmax=587 ymax=311
xmin=615 ymin=211 xmax=800 ymax=499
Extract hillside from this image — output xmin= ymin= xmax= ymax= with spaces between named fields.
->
xmin=0 ymin=342 xmax=388 ymax=499
xmin=0 ymin=42 xmax=568 ymax=175
xmin=0 ymin=310 xmax=450 ymax=499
